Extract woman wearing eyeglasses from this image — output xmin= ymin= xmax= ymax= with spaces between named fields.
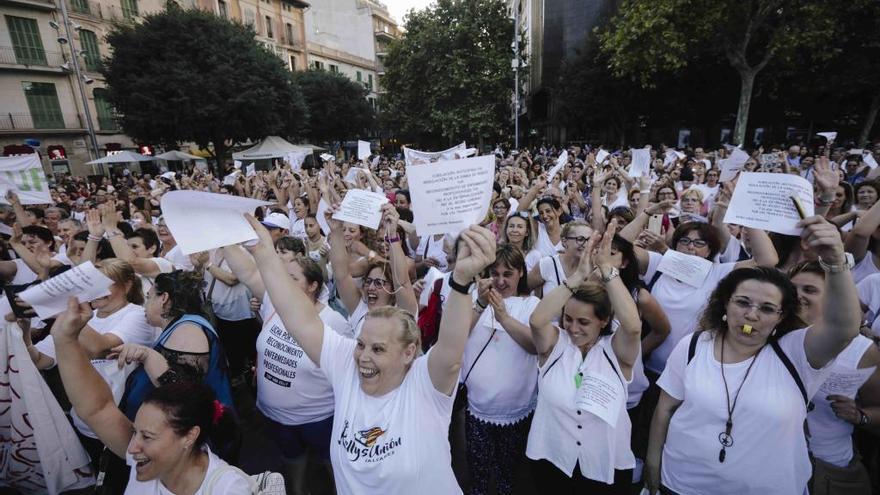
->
xmin=500 ymin=212 xmax=542 ymax=272
xmin=328 ymin=203 xmax=417 ymax=338
xmin=527 ymin=221 xmax=593 ymax=298
xmin=645 ymin=216 xmax=860 ymax=495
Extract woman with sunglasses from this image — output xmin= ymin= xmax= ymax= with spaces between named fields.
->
xmin=500 ymin=212 xmax=543 ymax=271
xmin=328 ymin=203 xmax=417 ymax=338
xmin=645 ymin=216 xmax=860 ymax=495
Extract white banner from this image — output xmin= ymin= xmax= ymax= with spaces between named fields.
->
xmin=407 ymin=155 xmax=495 ymax=235
xmin=0 ymin=155 xmax=52 ymax=205
xmin=402 ymin=142 xmax=467 ymax=166
xmin=0 ymin=321 xmax=95 ymax=493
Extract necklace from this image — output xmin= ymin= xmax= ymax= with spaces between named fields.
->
xmin=718 ymin=335 xmax=763 ymax=463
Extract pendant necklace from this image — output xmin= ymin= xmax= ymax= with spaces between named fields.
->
xmin=718 ymin=335 xmax=763 ymax=463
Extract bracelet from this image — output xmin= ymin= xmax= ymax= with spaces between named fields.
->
xmin=474 ymin=302 xmax=486 ymax=313
xmin=105 ymin=230 xmax=122 ymax=238
xmin=640 ymin=189 xmax=650 ymax=194
xmin=87 ymin=234 xmax=102 ymax=242
xmin=561 ymin=280 xmax=575 ymax=292
xmin=385 ymin=235 xmax=401 ymax=243
xmin=476 ymin=298 xmax=487 ymax=310
xmin=448 ymin=276 xmax=473 ymax=295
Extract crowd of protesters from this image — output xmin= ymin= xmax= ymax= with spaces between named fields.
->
xmin=2 ymin=138 xmax=880 ymax=494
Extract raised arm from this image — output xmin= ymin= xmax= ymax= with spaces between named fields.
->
xmin=380 ymin=204 xmax=418 ymax=316
xmin=517 ymin=176 xmax=546 ymax=212
xmin=325 ymin=206 xmax=361 ymax=314
xmin=802 ymin=216 xmax=861 ymax=368
xmin=221 ymin=245 xmax=264 ymax=297
xmin=244 ymin=214 xmax=324 ymax=364
xmin=733 ymin=227 xmax=778 ymax=269
xmin=51 ymin=297 xmax=132 ymax=458
xmin=845 ymin=193 xmax=880 ymax=263
xmin=428 ymin=225 xmax=495 ymax=395
xmin=529 ymin=236 xmax=596 ymax=362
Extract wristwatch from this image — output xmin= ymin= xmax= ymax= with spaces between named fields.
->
xmin=858 ymin=409 xmax=871 ymax=426
xmin=601 ymin=266 xmax=620 ymax=284
xmin=818 ymin=253 xmax=854 ymax=273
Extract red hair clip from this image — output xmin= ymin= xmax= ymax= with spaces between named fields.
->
xmin=212 ymin=400 xmax=224 ymax=426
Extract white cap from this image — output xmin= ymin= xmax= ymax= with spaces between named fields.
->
xmin=261 ymin=212 xmax=290 ymax=231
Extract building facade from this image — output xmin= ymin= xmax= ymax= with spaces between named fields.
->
xmin=0 ymin=0 xmax=310 ymax=175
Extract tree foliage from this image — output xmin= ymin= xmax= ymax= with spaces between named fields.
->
xmin=292 ymin=69 xmax=374 ymax=143
xmin=102 ymin=1 xmax=308 ymax=167
xmin=381 ymin=0 xmax=514 ymax=144
xmin=598 ymin=0 xmax=838 ymax=145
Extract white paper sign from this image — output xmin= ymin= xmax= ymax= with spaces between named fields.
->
xmin=18 ymin=261 xmax=114 ymax=319
xmin=246 ymin=164 xmax=256 ymax=177
xmin=576 ymin=373 xmax=623 ymax=427
xmin=722 ymin=172 xmax=814 ymax=236
xmin=344 ymin=167 xmax=368 ymax=185
xmin=286 ymin=151 xmax=309 ymax=170
xmin=332 ymin=188 xmax=389 ymax=230
xmin=357 ymin=140 xmax=371 ymax=160
xmin=407 ymin=155 xmax=495 ymax=235
xmin=403 ymin=142 xmax=467 ymax=166
xmin=161 ymin=191 xmax=272 ymax=254
xmin=233 ymin=160 xmax=242 ymax=169
xmin=316 ymin=198 xmax=330 ymax=235
xmin=663 ymin=149 xmax=684 ymax=167
xmin=222 ymin=170 xmax=240 ymax=186
xmin=547 ymin=150 xmax=568 ymax=182
xmin=719 ymin=147 xmax=751 ymax=182
xmin=864 ymin=151 xmax=879 ymax=170
xmin=817 ymin=131 xmax=837 ymax=142
xmin=629 ymin=148 xmax=651 ymax=177
xmin=656 ymin=250 xmax=713 ymax=288
xmin=0 ymin=155 xmax=52 ymax=205
xmin=596 ymin=149 xmax=610 ymax=165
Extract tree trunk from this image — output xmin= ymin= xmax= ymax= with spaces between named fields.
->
xmin=858 ymin=91 xmax=880 ymax=147
xmin=213 ymin=138 xmax=228 ymax=177
xmin=733 ymin=68 xmax=757 ymax=147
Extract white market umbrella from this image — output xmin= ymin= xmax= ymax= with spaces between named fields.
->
xmin=155 ymin=150 xmax=205 ymax=161
xmin=86 ymin=150 xmax=155 ymax=164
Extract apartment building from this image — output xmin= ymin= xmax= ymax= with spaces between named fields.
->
xmin=0 ymin=0 xmax=309 ymax=175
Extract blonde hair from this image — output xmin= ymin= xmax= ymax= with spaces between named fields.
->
xmin=97 ymin=258 xmax=144 ymax=305
xmin=366 ymin=306 xmax=422 ymax=356
xmin=681 ymin=188 xmax=704 ymax=202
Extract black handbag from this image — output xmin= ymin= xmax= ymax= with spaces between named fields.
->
xmin=453 ymin=329 xmax=496 ymax=413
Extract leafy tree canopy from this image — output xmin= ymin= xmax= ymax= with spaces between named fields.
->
xmin=292 ymin=69 xmax=374 ymax=143
xmin=381 ymin=0 xmax=514 ymax=145
xmin=102 ymin=1 xmax=308 ymax=165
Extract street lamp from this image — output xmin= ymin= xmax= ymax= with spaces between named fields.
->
xmin=48 ymin=2 xmax=100 ymax=161
xmin=512 ymin=3 xmax=520 ymax=151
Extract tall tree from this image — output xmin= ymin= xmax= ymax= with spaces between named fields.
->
xmin=599 ymin=0 xmax=837 ymax=146
xmin=381 ymin=0 xmax=513 ymax=146
xmin=292 ymin=69 xmax=374 ymax=143
xmin=102 ymin=1 xmax=308 ymax=170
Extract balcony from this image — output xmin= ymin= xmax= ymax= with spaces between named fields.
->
xmin=374 ymin=29 xmax=395 ymax=42
xmin=0 ymin=46 xmax=67 ymax=73
xmin=0 ymin=112 xmax=87 ymax=133
xmin=0 ymin=0 xmax=56 ymax=10
xmin=279 ymin=33 xmax=305 ymax=51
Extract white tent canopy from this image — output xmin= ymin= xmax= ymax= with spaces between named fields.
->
xmin=154 ymin=150 xmax=205 ymax=161
xmin=232 ymin=136 xmax=312 ymax=160
xmin=86 ymin=150 xmax=155 ymax=164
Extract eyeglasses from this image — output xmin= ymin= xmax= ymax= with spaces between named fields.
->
xmin=677 ymin=237 xmax=708 ymax=248
xmin=564 ymin=236 xmax=589 ymax=246
xmin=730 ymin=296 xmax=782 ymax=316
xmin=363 ymin=278 xmax=390 ymax=288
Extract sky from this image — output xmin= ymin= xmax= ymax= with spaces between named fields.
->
xmin=383 ymin=0 xmax=434 ymax=24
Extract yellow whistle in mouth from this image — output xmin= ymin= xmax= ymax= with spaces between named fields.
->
xmin=742 ymin=325 xmax=753 ymax=335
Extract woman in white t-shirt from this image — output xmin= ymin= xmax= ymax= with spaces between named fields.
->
xmin=246 ymin=212 xmax=497 ymax=495
xmin=844 ymin=193 xmax=880 ymax=283
xmin=526 ymin=228 xmax=642 ymax=492
xmin=791 ymin=261 xmax=879 ymax=493
xmin=527 ymin=220 xmax=593 ymax=298
xmin=22 ymin=259 xmax=157 ymax=468
xmin=463 ymin=245 xmax=540 ymax=495
xmin=47 ymin=314 xmax=251 ymax=495
xmin=499 ymin=212 xmax=542 ymax=271
xmin=328 ymin=204 xmax=418 ymax=337
xmin=645 ymin=216 xmax=861 ymax=495
xmin=223 ymin=244 xmax=347 ymax=492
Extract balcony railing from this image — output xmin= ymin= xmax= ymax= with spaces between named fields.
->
xmin=0 ymin=46 xmax=66 ymax=68
xmin=0 ymin=112 xmax=85 ymax=131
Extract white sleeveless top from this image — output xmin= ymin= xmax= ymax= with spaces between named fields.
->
xmin=852 ymin=253 xmax=880 ymax=284
xmin=808 ymin=335 xmax=876 ymax=467
xmin=534 ymin=223 xmax=563 ymax=257
xmin=526 ymin=330 xmax=635 ymax=484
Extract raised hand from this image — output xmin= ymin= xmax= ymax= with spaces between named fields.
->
xmin=799 ymin=215 xmax=845 ymax=264
xmin=51 ymin=297 xmax=93 ymax=343
xmin=813 ymin=156 xmax=838 ymax=195
xmin=242 ymin=213 xmax=276 ymax=254
xmin=86 ymin=209 xmax=104 ymax=237
xmin=452 ymin=225 xmax=496 ymax=284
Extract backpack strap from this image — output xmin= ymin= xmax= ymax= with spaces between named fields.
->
xmin=686 ymin=330 xmax=703 ymax=365
xmin=550 ymin=256 xmax=561 ymax=286
xmin=646 ymin=269 xmax=663 ymax=292
xmin=770 ymin=339 xmax=810 ymax=408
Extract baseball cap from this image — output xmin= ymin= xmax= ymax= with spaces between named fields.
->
xmin=261 ymin=212 xmax=290 ymax=231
